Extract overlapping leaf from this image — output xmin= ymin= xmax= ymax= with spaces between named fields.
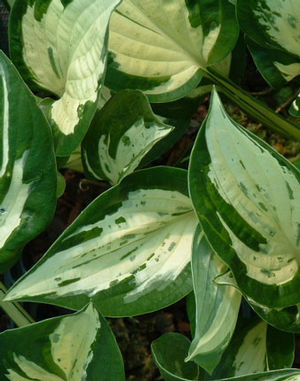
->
xmin=5 ymin=167 xmax=198 ymax=316
xmin=237 ymin=0 xmax=300 ymax=113
xmin=0 ymin=51 xmax=56 ymax=272
xmin=0 ymin=303 xmax=125 ymax=380
xmin=152 ymin=333 xmax=200 ymax=381
xmin=186 ymin=227 xmax=241 ymax=374
xmin=211 ymin=319 xmax=295 ymax=379
xmin=251 ymin=302 xmax=300 ymax=334
xmin=215 ymin=271 xmax=300 ymax=333
xmin=82 ymin=90 xmax=173 ymax=184
xmin=106 ymin=0 xmax=238 ymax=102
xmin=189 ymin=89 xmax=300 ymax=310
xmin=10 ymin=0 xmax=121 ymax=155
xmin=152 ymin=332 xmax=299 ymax=381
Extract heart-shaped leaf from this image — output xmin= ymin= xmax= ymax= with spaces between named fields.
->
xmin=5 ymin=167 xmax=198 ymax=316
xmin=10 ymin=0 xmax=121 ymax=155
xmin=106 ymin=0 xmax=238 ymax=102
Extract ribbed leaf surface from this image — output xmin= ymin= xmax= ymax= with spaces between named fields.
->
xmin=10 ymin=0 xmax=120 ymax=155
xmin=107 ymin=0 xmax=238 ymax=102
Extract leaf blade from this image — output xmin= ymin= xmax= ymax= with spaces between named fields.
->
xmin=211 ymin=318 xmax=295 ymax=379
xmin=5 ymin=167 xmax=198 ymax=316
xmin=0 ymin=51 xmax=56 ymax=272
xmin=0 ymin=303 xmax=125 ymax=381
xmin=186 ymin=227 xmax=241 ymax=374
xmin=188 ymin=88 xmax=300 ymax=309
xmin=10 ymin=0 xmax=121 ymax=155
xmin=106 ymin=0 xmax=238 ymax=102
xmin=151 ymin=333 xmax=199 ymax=381
xmin=82 ymin=90 xmax=173 ymax=184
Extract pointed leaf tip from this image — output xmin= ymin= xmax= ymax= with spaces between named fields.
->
xmin=189 ymin=89 xmax=300 ymax=310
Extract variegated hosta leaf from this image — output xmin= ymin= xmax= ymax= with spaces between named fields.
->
xmin=248 ymin=298 xmax=300 ymax=334
xmin=151 ymin=333 xmax=200 ymax=381
xmin=82 ymin=90 xmax=173 ymax=184
xmin=0 ymin=303 xmax=125 ymax=381
xmin=10 ymin=0 xmax=121 ymax=156
xmin=215 ymin=271 xmax=300 ymax=333
xmin=237 ymin=0 xmax=300 ymax=99
xmin=5 ymin=167 xmax=198 ymax=316
xmin=245 ymin=39 xmax=293 ymax=89
xmin=152 ymin=332 xmax=298 ymax=381
xmin=189 ymin=89 xmax=300 ymax=309
xmin=186 ymin=227 xmax=241 ymax=374
xmin=0 ymin=51 xmax=56 ymax=272
xmin=211 ymin=319 xmax=295 ymax=379
xmin=106 ymin=0 xmax=238 ymax=102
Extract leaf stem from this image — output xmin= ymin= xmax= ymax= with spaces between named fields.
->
xmin=0 ymin=281 xmax=34 ymax=327
xmin=205 ymin=68 xmax=300 ymax=141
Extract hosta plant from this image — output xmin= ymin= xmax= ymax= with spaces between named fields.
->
xmin=0 ymin=0 xmax=299 ymax=380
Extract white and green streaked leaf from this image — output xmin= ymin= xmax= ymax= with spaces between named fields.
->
xmin=152 ymin=332 xmax=298 ymax=381
xmin=0 ymin=51 xmax=56 ymax=272
xmin=10 ymin=0 xmax=121 ymax=156
xmin=0 ymin=303 xmax=125 ymax=381
xmin=106 ymin=0 xmax=238 ymax=102
xmin=5 ymin=167 xmax=198 ymax=316
xmin=189 ymin=89 xmax=300 ymax=309
xmin=82 ymin=90 xmax=173 ymax=184
xmin=246 ymin=39 xmax=294 ymax=89
xmin=186 ymin=227 xmax=241 ymax=374
xmin=237 ymin=0 xmax=300 ymax=60
xmin=247 ymin=298 xmax=300 ymax=334
xmin=237 ymin=1 xmax=300 ymax=115
xmin=211 ymin=318 xmax=295 ymax=379
xmin=237 ymin=0 xmax=300 ymax=86
xmin=215 ymin=270 xmax=300 ymax=333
